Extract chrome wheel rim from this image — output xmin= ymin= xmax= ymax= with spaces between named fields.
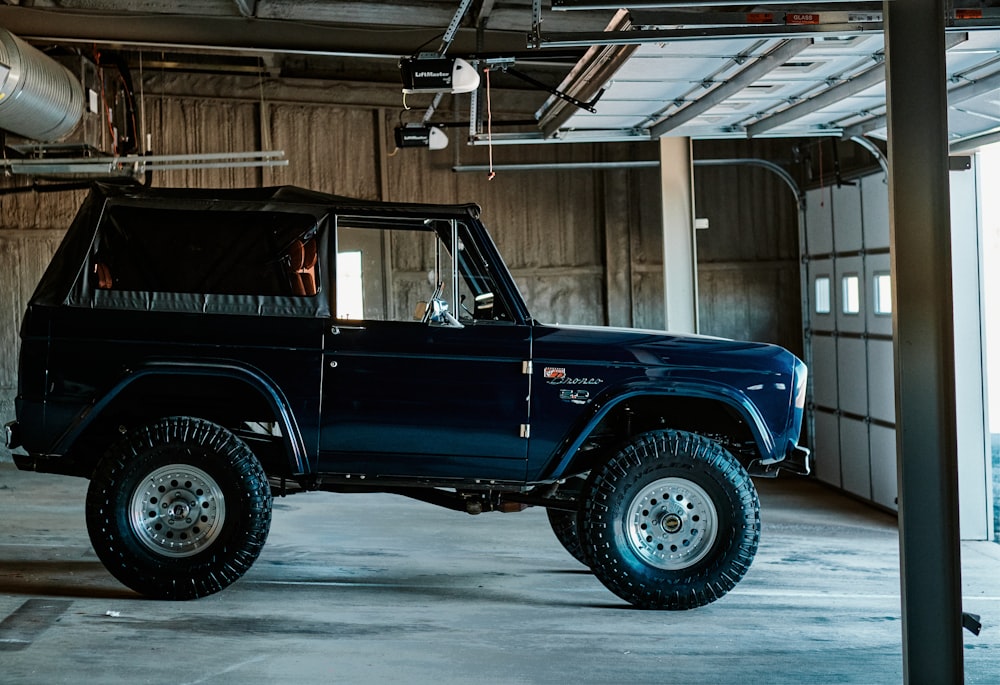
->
xmin=129 ymin=464 xmax=226 ymax=558
xmin=625 ymin=477 xmax=718 ymax=570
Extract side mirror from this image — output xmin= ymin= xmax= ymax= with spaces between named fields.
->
xmin=474 ymin=292 xmax=494 ymax=311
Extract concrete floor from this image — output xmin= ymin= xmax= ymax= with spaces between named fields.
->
xmin=1 ymin=463 xmax=999 ymax=685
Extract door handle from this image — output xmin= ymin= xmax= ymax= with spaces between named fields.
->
xmin=331 ymin=324 xmax=366 ymax=335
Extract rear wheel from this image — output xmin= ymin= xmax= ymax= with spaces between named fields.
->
xmin=86 ymin=417 xmax=272 ymax=600
xmin=581 ymin=429 xmax=759 ymax=609
xmin=546 ymin=508 xmax=588 ymax=566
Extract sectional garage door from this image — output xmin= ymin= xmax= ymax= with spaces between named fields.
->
xmin=802 ymin=166 xmax=992 ymax=539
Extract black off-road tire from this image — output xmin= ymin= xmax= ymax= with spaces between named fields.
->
xmin=546 ymin=508 xmax=589 ymax=567
xmin=581 ymin=429 xmax=759 ymax=610
xmin=86 ymin=417 xmax=272 ymax=600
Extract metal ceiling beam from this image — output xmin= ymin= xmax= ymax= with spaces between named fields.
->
xmin=475 ymin=0 xmax=498 ymax=27
xmin=0 ymin=5 xmax=529 ymax=58
xmin=649 ymin=38 xmax=810 ymax=137
xmin=748 ymin=32 xmax=966 ymax=137
xmin=554 ymin=0 xmax=872 ymax=7
xmin=532 ymin=23 xmax=883 ymax=48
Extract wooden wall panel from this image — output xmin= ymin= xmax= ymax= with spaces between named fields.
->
xmin=264 ymin=105 xmax=379 ymax=198
xmin=384 ymin=119 xmax=610 ymax=325
xmin=691 ymin=139 xmax=802 ymax=354
xmin=145 ymin=97 xmax=259 ymax=188
xmin=0 ymin=237 xmax=22 ymax=391
xmin=1 ymin=231 xmax=64 ymax=449
xmin=0 ymin=186 xmax=87 ymax=231
xmin=698 ymin=265 xmax=802 ymax=351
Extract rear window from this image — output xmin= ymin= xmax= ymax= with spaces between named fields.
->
xmin=94 ymin=205 xmax=320 ymax=297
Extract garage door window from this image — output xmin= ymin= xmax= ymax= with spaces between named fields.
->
xmin=842 ymin=274 xmax=861 ymax=315
xmin=873 ymin=272 xmax=892 ymax=315
xmin=814 ymin=276 xmax=831 ymax=314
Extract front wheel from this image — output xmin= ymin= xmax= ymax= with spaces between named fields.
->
xmin=86 ymin=417 xmax=272 ymax=600
xmin=581 ymin=430 xmax=759 ymax=610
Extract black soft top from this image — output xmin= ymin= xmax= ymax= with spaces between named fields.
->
xmin=30 ymin=182 xmax=481 ymax=317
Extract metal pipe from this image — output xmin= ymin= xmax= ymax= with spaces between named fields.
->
xmin=2 ymin=150 xmax=288 ymax=176
xmin=453 ymin=157 xmax=804 ymax=206
xmin=453 ymin=160 xmax=657 ymax=172
xmin=849 ymin=135 xmax=889 ymax=177
xmin=0 ymin=27 xmax=83 ymax=141
xmin=7 ymin=150 xmax=286 ymax=166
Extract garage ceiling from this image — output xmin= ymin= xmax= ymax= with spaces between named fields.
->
xmin=0 ymin=1 xmax=999 ymax=149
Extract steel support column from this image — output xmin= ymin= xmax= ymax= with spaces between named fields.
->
xmin=884 ymin=0 xmax=964 ymax=681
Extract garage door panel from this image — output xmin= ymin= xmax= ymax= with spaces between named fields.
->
xmin=814 ymin=411 xmax=841 ymax=487
xmin=861 ymin=173 xmax=890 ymax=249
xmin=840 ymin=418 xmax=871 ymax=499
xmin=832 ymin=183 xmax=863 ymax=253
xmin=805 ymin=188 xmax=833 ymax=256
xmin=836 ymin=337 xmax=868 ymax=416
xmin=867 ymin=339 xmax=895 ymax=424
xmin=870 ymin=425 xmax=898 ymax=511
xmin=811 ymin=335 xmax=838 ymax=408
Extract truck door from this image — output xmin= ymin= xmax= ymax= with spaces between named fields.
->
xmin=319 ymin=215 xmax=531 ymax=481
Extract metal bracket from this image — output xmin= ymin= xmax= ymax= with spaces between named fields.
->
xmin=500 ymin=64 xmax=605 ymax=114
xmin=438 ymin=0 xmax=476 ymax=56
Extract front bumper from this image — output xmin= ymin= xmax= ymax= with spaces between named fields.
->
xmin=3 ymin=420 xmax=20 ymax=450
xmin=780 ymin=444 xmax=813 ymax=476
xmin=748 ymin=443 xmax=813 ymax=478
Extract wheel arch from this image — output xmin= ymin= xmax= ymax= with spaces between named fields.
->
xmin=541 ymin=382 xmax=775 ymax=481
xmin=60 ymin=361 xmax=310 ymax=478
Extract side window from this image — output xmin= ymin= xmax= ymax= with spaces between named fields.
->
xmin=335 ymin=217 xmax=511 ymax=324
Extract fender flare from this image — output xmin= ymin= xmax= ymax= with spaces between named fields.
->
xmin=541 ymin=379 xmax=776 ymax=481
xmin=54 ymin=360 xmax=310 ymax=475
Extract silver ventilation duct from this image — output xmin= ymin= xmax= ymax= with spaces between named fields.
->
xmin=0 ymin=27 xmax=83 ymax=142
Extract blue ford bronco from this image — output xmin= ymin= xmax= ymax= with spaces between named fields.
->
xmin=5 ymin=182 xmax=810 ymax=609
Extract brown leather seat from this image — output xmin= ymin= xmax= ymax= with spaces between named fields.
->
xmin=95 ymin=262 xmax=113 ymax=289
xmin=287 ymin=240 xmax=317 ymax=296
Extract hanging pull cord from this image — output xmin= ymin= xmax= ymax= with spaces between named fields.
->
xmin=485 ymin=67 xmax=495 ymax=180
